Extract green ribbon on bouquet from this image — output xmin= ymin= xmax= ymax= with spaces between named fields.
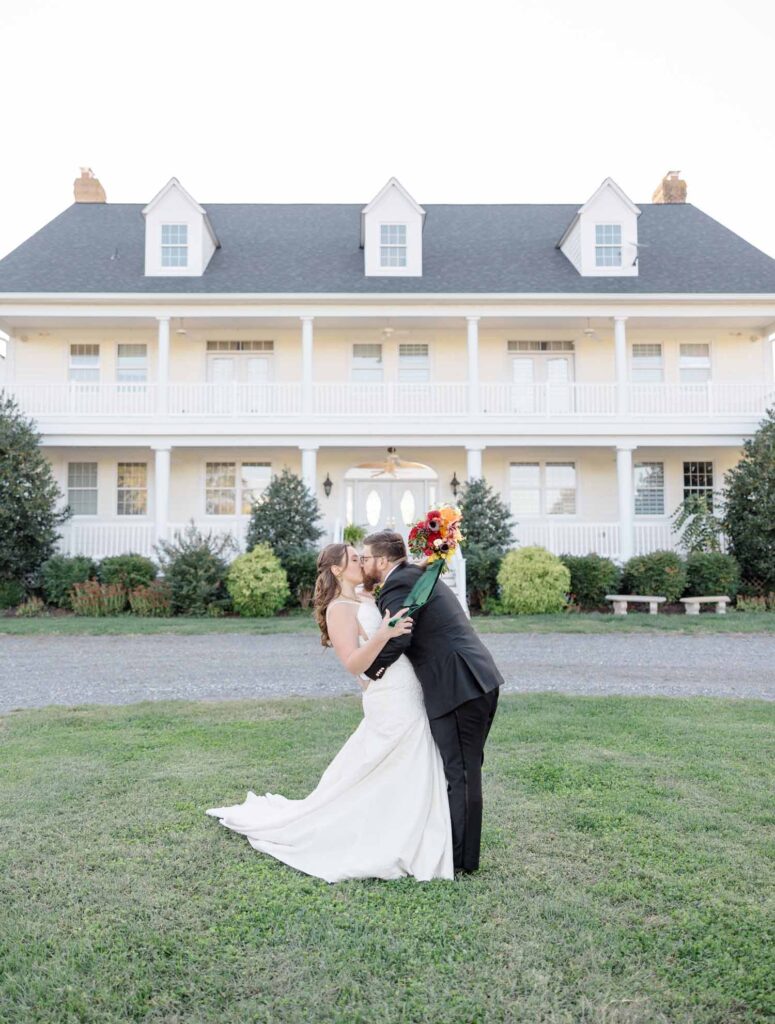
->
xmin=388 ymin=560 xmax=445 ymax=627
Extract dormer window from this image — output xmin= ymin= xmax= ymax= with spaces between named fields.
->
xmin=595 ymin=224 xmax=622 ymax=267
xmin=161 ymin=224 xmax=188 ymax=267
xmin=380 ymin=224 xmax=407 ymax=268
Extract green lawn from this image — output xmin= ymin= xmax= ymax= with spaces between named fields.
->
xmin=2 ymin=609 xmax=774 ymax=636
xmin=1 ymin=695 xmax=772 ymax=1023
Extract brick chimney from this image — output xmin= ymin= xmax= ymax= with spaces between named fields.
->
xmin=652 ymin=170 xmax=687 ymax=204
xmin=74 ymin=167 xmax=106 ymax=203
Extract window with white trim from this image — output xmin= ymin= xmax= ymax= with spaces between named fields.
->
xmin=507 ymin=341 xmax=575 ymax=353
xmin=69 ymin=344 xmax=100 ymax=383
xmin=352 ymin=343 xmax=383 ymax=382
xmin=161 ymin=224 xmax=188 ymax=267
xmin=206 ymin=341 xmax=274 ymax=353
xmin=509 ymin=461 xmax=576 ymax=517
xmin=398 ymin=343 xmax=430 ymax=383
xmin=117 ymin=462 xmax=147 ymax=516
xmin=595 ymin=224 xmax=622 ymax=267
xmin=205 ymin=461 xmax=271 ymax=515
xmin=632 ymin=343 xmax=663 ymax=383
xmin=68 ymin=462 xmax=98 ymax=515
xmin=679 ymin=343 xmax=711 ymax=383
xmin=117 ymin=344 xmax=148 ymax=383
xmin=683 ymin=461 xmax=714 ymax=510
xmin=634 ymin=462 xmax=665 ymax=516
xmin=380 ymin=224 xmax=407 ymax=267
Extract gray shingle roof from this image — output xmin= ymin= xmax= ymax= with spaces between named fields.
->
xmin=1 ymin=201 xmax=774 ymax=294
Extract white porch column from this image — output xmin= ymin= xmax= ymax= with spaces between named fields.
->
xmin=301 ymin=316 xmax=314 ymax=416
xmin=3 ymin=335 xmax=16 ymax=384
xmin=301 ymin=445 xmax=318 ymax=494
xmin=614 ymin=316 xmax=628 ymax=415
xmin=466 ymin=445 xmax=484 ymax=481
xmin=153 ymin=444 xmax=172 ymax=546
xmin=156 ymin=316 xmax=170 ymax=415
xmin=466 ymin=316 xmax=480 ymax=415
xmin=765 ymin=330 xmax=775 ymax=385
xmin=616 ymin=444 xmax=636 ymax=562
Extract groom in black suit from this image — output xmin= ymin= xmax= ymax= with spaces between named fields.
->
xmin=361 ymin=531 xmax=503 ymax=874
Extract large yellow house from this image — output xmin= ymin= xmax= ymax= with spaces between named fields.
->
xmin=1 ymin=169 xmax=773 ymax=562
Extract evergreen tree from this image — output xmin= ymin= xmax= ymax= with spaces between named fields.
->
xmin=723 ymin=407 xmax=775 ymax=589
xmin=458 ymin=477 xmax=515 ymax=552
xmin=245 ymin=467 xmax=324 ymax=559
xmin=0 ymin=391 xmax=70 ymax=584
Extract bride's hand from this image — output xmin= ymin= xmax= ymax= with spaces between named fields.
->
xmin=379 ymin=608 xmax=413 ymax=638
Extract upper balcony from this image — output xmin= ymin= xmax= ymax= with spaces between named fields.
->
xmin=6 ymin=380 xmax=774 ymax=439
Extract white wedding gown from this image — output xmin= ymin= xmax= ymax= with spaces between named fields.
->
xmin=206 ymin=598 xmax=454 ymax=883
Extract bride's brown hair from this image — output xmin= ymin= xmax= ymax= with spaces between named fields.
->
xmin=314 ymin=543 xmax=350 ymax=648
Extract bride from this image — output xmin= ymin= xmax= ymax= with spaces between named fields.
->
xmin=205 ymin=542 xmax=454 ymax=883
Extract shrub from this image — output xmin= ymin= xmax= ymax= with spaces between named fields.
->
xmin=0 ymin=579 xmax=25 ymax=609
xmin=41 ymin=555 xmax=97 ymax=609
xmin=343 ymin=523 xmax=367 ymax=546
xmin=459 ymin=478 xmax=515 ymax=551
xmin=281 ymin=547 xmax=319 ymax=608
xmin=735 ymin=595 xmax=773 ymax=613
xmin=245 ymin=469 xmax=323 ymax=560
xmin=622 ymin=550 xmax=687 ymax=603
xmin=16 ymin=595 xmax=45 ymax=617
xmin=723 ymin=407 xmax=775 ymax=589
xmin=464 ymin=542 xmax=504 ymax=610
xmin=98 ymin=554 xmax=157 ymax=591
xmin=560 ymin=554 xmax=621 ymax=610
xmin=155 ymin=522 xmax=234 ymax=616
xmin=671 ymin=494 xmax=725 ymax=554
xmin=70 ymin=581 xmax=126 ymax=616
xmin=0 ymin=392 xmax=70 ymax=585
xmin=128 ymin=580 xmax=172 ymax=617
xmin=227 ymin=544 xmax=290 ymax=617
xmin=497 ymin=547 xmax=570 ymax=615
xmin=684 ymin=552 xmax=740 ymax=599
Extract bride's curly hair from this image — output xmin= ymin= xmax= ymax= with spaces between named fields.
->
xmin=314 ymin=543 xmax=350 ymax=648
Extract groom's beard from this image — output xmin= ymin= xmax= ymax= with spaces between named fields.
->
xmin=361 ymin=568 xmax=383 ymax=593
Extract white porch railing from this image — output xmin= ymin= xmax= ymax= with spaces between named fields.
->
xmin=57 ymin=518 xmax=688 ymax=563
xmin=9 ymin=381 xmax=774 ymax=419
xmin=58 ymin=521 xmax=156 ymax=558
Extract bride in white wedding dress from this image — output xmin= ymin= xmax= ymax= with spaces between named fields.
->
xmin=206 ymin=543 xmax=454 ymax=883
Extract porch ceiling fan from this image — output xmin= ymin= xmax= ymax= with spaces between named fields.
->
xmin=582 ymin=318 xmax=599 ymax=340
xmin=381 ymin=318 xmax=412 ymax=341
xmin=356 ymin=447 xmax=428 ymax=477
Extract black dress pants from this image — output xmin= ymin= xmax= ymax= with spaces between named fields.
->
xmin=429 ymin=687 xmax=500 ymax=872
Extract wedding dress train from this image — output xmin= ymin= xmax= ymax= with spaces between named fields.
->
xmin=205 ymin=599 xmax=454 ymax=883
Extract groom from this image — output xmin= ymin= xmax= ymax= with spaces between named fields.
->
xmin=361 ymin=530 xmax=503 ymax=874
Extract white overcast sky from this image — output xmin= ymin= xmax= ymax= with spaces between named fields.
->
xmin=1 ymin=0 xmax=775 ymax=260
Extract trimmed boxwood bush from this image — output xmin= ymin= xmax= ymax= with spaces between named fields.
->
xmin=497 ymin=546 xmax=570 ymax=614
xmin=227 ymin=544 xmax=290 ymax=617
xmin=684 ymin=552 xmax=740 ymax=599
xmin=98 ymin=554 xmax=157 ymax=591
xmin=465 ymin=542 xmax=504 ymax=611
xmin=41 ymin=555 xmax=97 ymax=609
xmin=560 ymin=553 xmax=621 ymax=610
xmin=0 ymin=579 xmax=25 ymax=609
xmin=622 ymin=550 xmax=687 ymax=603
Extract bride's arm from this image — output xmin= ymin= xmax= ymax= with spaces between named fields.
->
xmin=326 ymin=603 xmax=413 ymax=681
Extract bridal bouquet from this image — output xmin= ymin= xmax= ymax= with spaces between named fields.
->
xmin=389 ymin=505 xmax=463 ymax=625
xmin=407 ymin=505 xmax=464 ymax=570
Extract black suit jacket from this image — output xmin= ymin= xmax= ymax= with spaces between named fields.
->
xmin=362 ymin=563 xmax=504 ymax=719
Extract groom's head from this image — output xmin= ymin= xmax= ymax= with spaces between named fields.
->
xmin=361 ymin=531 xmax=407 ymax=591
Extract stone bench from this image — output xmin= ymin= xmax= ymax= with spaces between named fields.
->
xmin=606 ymin=594 xmax=667 ymax=616
xmin=680 ymin=595 xmax=731 ymax=615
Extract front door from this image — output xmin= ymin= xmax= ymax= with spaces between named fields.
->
xmin=353 ymin=478 xmax=434 ymax=539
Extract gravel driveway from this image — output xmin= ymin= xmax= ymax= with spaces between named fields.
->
xmin=1 ymin=633 xmax=773 ymax=711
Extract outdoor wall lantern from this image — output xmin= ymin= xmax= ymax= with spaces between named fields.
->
xmin=323 ymin=473 xmax=333 ymax=498
xmin=450 ymin=471 xmax=460 ymax=498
